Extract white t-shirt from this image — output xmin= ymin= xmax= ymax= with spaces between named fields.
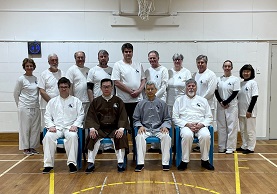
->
xmin=167 ymin=67 xmax=192 ymax=106
xmin=145 ymin=65 xmax=168 ymax=102
xmin=38 ymin=69 xmax=64 ymax=109
xmin=66 ymin=65 xmax=89 ymax=103
xmin=217 ymin=75 xmax=240 ymax=106
xmin=111 ymin=60 xmax=146 ymax=103
xmin=194 ymin=68 xmax=217 ymax=109
xmin=238 ymin=80 xmax=259 ymax=117
xmin=87 ymin=65 xmax=113 ymax=98
xmin=14 ymin=75 xmax=39 ymax=108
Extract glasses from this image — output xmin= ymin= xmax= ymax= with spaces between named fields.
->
xmin=174 ymin=59 xmax=182 ymax=61
xmin=101 ymin=85 xmax=112 ymax=89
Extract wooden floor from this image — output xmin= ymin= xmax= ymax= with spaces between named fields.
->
xmin=1 ymin=139 xmax=277 ymax=194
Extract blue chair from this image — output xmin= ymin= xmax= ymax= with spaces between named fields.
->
xmin=133 ymin=127 xmax=173 ymax=167
xmin=175 ymin=126 xmax=214 ymax=167
xmin=43 ymin=127 xmax=83 ymax=169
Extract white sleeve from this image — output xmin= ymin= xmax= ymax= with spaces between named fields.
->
xmin=13 ymin=78 xmax=22 ymax=107
xmin=111 ymin=63 xmax=121 ymax=81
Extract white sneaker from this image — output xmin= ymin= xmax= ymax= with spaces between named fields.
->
xmin=225 ymin=150 xmax=234 ymax=154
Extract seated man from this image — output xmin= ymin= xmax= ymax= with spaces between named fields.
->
xmin=133 ymin=80 xmax=172 ymax=172
xmin=42 ymin=77 xmax=84 ymax=174
xmin=85 ymin=78 xmax=130 ymax=173
xmin=172 ymin=78 xmax=214 ymax=171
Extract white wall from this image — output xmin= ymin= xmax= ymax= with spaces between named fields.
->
xmin=0 ymin=0 xmax=275 ymax=139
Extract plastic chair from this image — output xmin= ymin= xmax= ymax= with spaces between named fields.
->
xmin=133 ymin=127 xmax=173 ymax=167
xmin=43 ymin=127 xmax=83 ymax=169
xmin=175 ymin=126 xmax=214 ymax=167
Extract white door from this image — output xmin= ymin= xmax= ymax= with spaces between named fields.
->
xmin=269 ymin=44 xmax=277 ymax=139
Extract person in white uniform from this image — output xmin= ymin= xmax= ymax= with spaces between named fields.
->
xmin=133 ymin=81 xmax=172 ymax=172
xmin=192 ymin=55 xmax=217 ymax=152
xmin=215 ymin=60 xmax=240 ymax=154
xmin=14 ymin=58 xmax=41 ymax=155
xmin=111 ymin=43 xmax=146 ymax=156
xmin=38 ymin=54 xmax=64 ymax=132
xmin=167 ymin=53 xmax=192 ymax=114
xmin=66 ymin=51 xmax=90 ymax=116
xmin=87 ymin=50 xmax=114 ymax=152
xmin=237 ymin=64 xmax=258 ymax=154
xmin=172 ymin=79 xmax=214 ymax=171
xmin=42 ymin=77 xmax=84 ymax=174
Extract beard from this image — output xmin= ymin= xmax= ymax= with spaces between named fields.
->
xmin=187 ymin=91 xmax=195 ymax=98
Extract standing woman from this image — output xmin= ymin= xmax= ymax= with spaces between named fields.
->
xmin=215 ymin=60 xmax=240 ymax=154
xmin=237 ymin=64 xmax=258 ymax=154
xmin=167 ymin=53 xmax=192 ymax=114
xmin=14 ymin=58 xmax=41 ymax=155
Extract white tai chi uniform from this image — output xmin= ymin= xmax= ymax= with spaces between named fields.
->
xmin=66 ymin=65 xmax=90 ymax=115
xmin=38 ymin=69 xmax=64 ymax=129
xmin=133 ymin=97 xmax=172 ymax=165
xmin=194 ymin=69 xmax=217 ymax=131
xmin=43 ymin=95 xmax=84 ymax=167
xmin=238 ymin=80 xmax=258 ymax=151
xmin=167 ymin=67 xmax=192 ymax=114
xmin=172 ymin=95 xmax=212 ymax=162
xmin=145 ymin=65 xmax=169 ymax=102
xmin=216 ymin=75 xmax=240 ymax=152
xmin=14 ymin=75 xmax=41 ymax=150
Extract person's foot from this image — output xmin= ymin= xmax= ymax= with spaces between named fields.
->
xmin=30 ymin=148 xmax=39 ymax=154
xmin=135 ymin=164 xmax=144 ymax=172
xmin=23 ymin=149 xmax=33 ymax=156
xmin=85 ymin=162 xmax=95 ymax=174
xmin=243 ymin=149 xmax=254 ymax=154
xmin=192 ymin=146 xmax=200 ymax=152
xmin=201 ymin=160 xmax=214 ymax=170
xmin=236 ymin=147 xmax=246 ymax=152
xmin=117 ymin=163 xmax=125 ymax=173
xmin=225 ymin=150 xmax=234 ymax=154
xmin=147 ymin=148 xmax=162 ymax=154
xmin=177 ymin=161 xmax=188 ymax=171
xmin=42 ymin=167 xmax=53 ymax=174
xmin=162 ymin=165 xmax=170 ymax=171
xmin=68 ymin=163 xmax=77 ymax=173
xmin=218 ymin=149 xmax=226 ymax=153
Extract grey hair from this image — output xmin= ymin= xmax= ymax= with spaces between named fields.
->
xmin=148 ymin=50 xmax=159 ymax=58
xmin=145 ymin=80 xmax=157 ymax=89
xmin=48 ymin=53 xmax=58 ymax=61
xmin=196 ymin=55 xmax=208 ymax=63
xmin=185 ymin=78 xmax=197 ymax=86
xmin=98 ymin=49 xmax=109 ymax=56
xmin=172 ymin=53 xmax=184 ymax=61
xmin=74 ymin=51 xmax=86 ymax=59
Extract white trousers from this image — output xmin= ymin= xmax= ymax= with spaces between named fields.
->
xmin=239 ymin=116 xmax=256 ymax=151
xmin=217 ymin=104 xmax=238 ymax=151
xmin=180 ymin=127 xmax=210 ymax=162
xmin=18 ymin=107 xmax=41 ymax=150
xmin=87 ymin=138 xmax=125 ymax=163
xmin=40 ymin=109 xmax=46 ymax=132
xmin=43 ymin=129 xmax=78 ymax=167
xmin=136 ymin=131 xmax=171 ymax=165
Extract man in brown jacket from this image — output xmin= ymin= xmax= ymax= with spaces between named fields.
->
xmin=85 ymin=78 xmax=130 ymax=173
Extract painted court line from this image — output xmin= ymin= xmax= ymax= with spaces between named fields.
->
xmin=49 ymin=171 xmax=54 ymax=194
xmin=0 ymin=155 xmax=29 ymax=177
xmin=171 ymin=172 xmax=180 ymax=194
xmin=259 ymin=153 xmax=277 ymax=168
xmin=99 ymin=176 xmax=107 ymax=194
xmin=234 ymin=152 xmax=241 ymax=194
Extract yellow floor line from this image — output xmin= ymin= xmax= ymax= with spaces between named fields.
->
xmin=234 ymin=152 xmax=241 ymax=194
xmin=49 ymin=171 xmax=54 ymax=194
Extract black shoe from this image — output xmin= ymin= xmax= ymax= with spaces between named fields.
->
xmin=201 ymin=160 xmax=214 ymax=170
xmin=40 ymin=132 xmax=43 ymax=145
xmin=85 ymin=162 xmax=95 ymax=174
xmin=243 ymin=149 xmax=254 ymax=154
xmin=97 ymin=150 xmax=103 ymax=154
xmin=177 ymin=161 xmax=188 ymax=171
xmin=42 ymin=167 xmax=53 ymax=174
xmin=69 ymin=163 xmax=77 ymax=173
xmin=104 ymin=148 xmax=115 ymax=153
xmin=117 ymin=163 xmax=125 ymax=173
xmin=236 ymin=147 xmax=246 ymax=152
xmin=135 ymin=164 xmax=144 ymax=172
xmin=192 ymin=146 xmax=200 ymax=152
xmin=162 ymin=165 xmax=170 ymax=171
xmin=147 ymin=148 xmax=162 ymax=154
xmin=57 ymin=147 xmax=66 ymax=153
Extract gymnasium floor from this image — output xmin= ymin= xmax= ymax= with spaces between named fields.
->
xmin=0 ymin=140 xmax=277 ymax=194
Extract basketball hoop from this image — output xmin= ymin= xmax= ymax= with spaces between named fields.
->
xmin=137 ymin=0 xmax=155 ymax=21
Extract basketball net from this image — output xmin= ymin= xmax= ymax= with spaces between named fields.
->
xmin=137 ymin=0 xmax=155 ymax=21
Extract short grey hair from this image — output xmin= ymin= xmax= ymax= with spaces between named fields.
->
xmin=98 ymin=50 xmax=109 ymax=56
xmin=172 ymin=53 xmax=184 ymax=61
xmin=145 ymin=80 xmax=157 ymax=89
xmin=185 ymin=78 xmax=197 ymax=86
xmin=148 ymin=50 xmax=159 ymax=58
xmin=48 ymin=53 xmax=58 ymax=61
xmin=196 ymin=55 xmax=208 ymax=63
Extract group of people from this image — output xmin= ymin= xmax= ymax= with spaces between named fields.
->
xmin=13 ymin=42 xmax=258 ymax=174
